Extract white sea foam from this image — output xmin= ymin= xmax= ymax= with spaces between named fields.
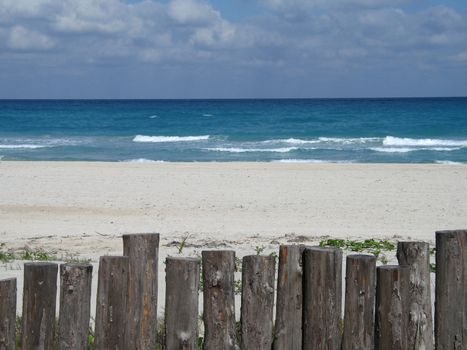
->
xmin=262 ymin=138 xmax=320 ymax=145
xmin=318 ymin=137 xmax=381 ymax=144
xmin=371 ymin=147 xmax=460 ymax=153
xmin=206 ymin=147 xmax=299 ymax=153
xmin=263 ymin=137 xmax=380 ymax=145
xmin=383 ymin=136 xmax=467 ymax=147
xmin=133 ymin=135 xmax=210 ymax=143
xmin=124 ymin=158 xmax=165 ymax=163
xmin=435 ymin=160 xmax=464 ymax=165
xmin=0 ymin=144 xmax=49 ymax=149
xmin=273 ymin=159 xmax=355 ymax=163
xmin=149 ymin=115 xmax=158 ymax=119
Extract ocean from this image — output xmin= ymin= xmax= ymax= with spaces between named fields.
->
xmin=0 ymin=98 xmax=466 ymax=163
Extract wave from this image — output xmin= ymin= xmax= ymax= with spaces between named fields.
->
xmin=0 ymin=144 xmax=49 ymax=149
xmin=383 ymin=136 xmax=467 ymax=147
xmin=273 ymin=159 xmax=354 ymax=163
xmin=133 ymin=135 xmax=210 ymax=143
xmin=262 ymin=138 xmax=320 ymax=145
xmin=124 ymin=158 xmax=165 ymax=163
xmin=435 ymin=160 xmax=464 ymax=165
xmin=371 ymin=147 xmax=460 ymax=153
xmin=148 ymin=115 xmax=158 ymax=119
xmin=263 ymin=137 xmax=380 ymax=145
xmin=318 ymin=137 xmax=381 ymax=144
xmin=206 ymin=147 xmax=299 ymax=153
xmin=202 ymin=114 xmax=213 ymax=117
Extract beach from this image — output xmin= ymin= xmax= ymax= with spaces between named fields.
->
xmin=1 ymin=161 xmax=466 ymax=315
xmin=1 ymin=161 xmax=466 ymax=253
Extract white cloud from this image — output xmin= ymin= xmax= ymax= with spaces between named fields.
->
xmin=167 ymin=0 xmax=219 ymax=25
xmin=0 ymin=0 xmax=466 ymax=97
xmin=7 ymin=25 xmax=55 ymax=50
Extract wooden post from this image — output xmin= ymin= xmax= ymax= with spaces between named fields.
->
xmin=273 ymin=245 xmax=304 ymax=350
xmin=58 ymin=263 xmax=93 ymax=350
xmin=375 ymin=265 xmax=409 ymax=350
xmin=435 ymin=230 xmax=467 ymax=349
xmin=21 ymin=262 xmax=58 ymax=350
xmin=396 ymin=241 xmax=433 ymax=350
xmin=165 ymin=257 xmax=200 ymax=350
xmin=123 ymin=233 xmax=160 ymax=350
xmin=303 ymin=247 xmax=343 ymax=350
xmin=240 ymin=255 xmax=276 ymax=350
xmin=341 ymin=254 xmax=376 ymax=350
xmin=202 ymin=250 xmax=238 ymax=350
xmin=94 ymin=256 xmax=129 ymax=350
xmin=0 ymin=278 xmax=16 ymax=350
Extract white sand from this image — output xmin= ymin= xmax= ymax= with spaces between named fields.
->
xmin=0 ymin=161 xmax=466 ymax=317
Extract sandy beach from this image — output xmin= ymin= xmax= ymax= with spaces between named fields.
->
xmin=1 ymin=161 xmax=466 ymax=316
xmin=1 ymin=162 xmax=466 ymax=249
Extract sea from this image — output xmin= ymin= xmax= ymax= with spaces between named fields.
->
xmin=0 ymin=98 xmax=466 ymax=163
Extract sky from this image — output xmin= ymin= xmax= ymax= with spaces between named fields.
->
xmin=0 ymin=0 xmax=466 ymax=98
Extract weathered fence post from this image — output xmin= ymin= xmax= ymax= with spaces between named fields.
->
xmin=21 ymin=262 xmax=58 ymax=350
xmin=0 ymin=278 xmax=16 ymax=350
xmin=396 ymin=241 xmax=433 ymax=350
xmin=341 ymin=254 xmax=376 ymax=350
xmin=94 ymin=256 xmax=129 ymax=350
xmin=58 ymin=263 xmax=93 ymax=350
xmin=241 ymin=255 xmax=276 ymax=350
xmin=165 ymin=257 xmax=200 ymax=350
xmin=375 ymin=265 xmax=409 ymax=350
xmin=303 ymin=247 xmax=343 ymax=350
xmin=122 ymin=233 xmax=160 ymax=350
xmin=435 ymin=230 xmax=467 ymax=349
xmin=273 ymin=245 xmax=304 ymax=350
xmin=202 ymin=250 xmax=238 ymax=350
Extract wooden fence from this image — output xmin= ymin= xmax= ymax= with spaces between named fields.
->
xmin=0 ymin=230 xmax=466 ymax=350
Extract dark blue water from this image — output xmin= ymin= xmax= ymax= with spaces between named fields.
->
xmin=1 ymin=98 xmax=466 ymax=163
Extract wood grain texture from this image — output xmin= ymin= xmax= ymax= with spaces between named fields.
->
xmin=123 ymin=233 xmax=160 ymax=350
xmin=58 ymin=263 xmax=93 ymax=350
xmin=341 ymin=254 xmax=376 ymax=350
xmin=375 ymin=265 xmax=409 ymax=350
xmin=0 ymin=278 xmax=16 ymax=350
xmin=273 ymin=245 xmax=304 ymax=350
xmin=240 ymin=255 xmax=275 ymax=350
xmin=94 ymin=256 xmax=129 ymax=350
xmin=21 ymin=262 xmax=58 ymax=350
xmin=435 ymin=230 xmax=467 ymax=350
xmin=165 ymin=257 xmax=200 ymax=350
xmin=303 ymin=246 xmax=343 ymax=350
xmin=202 ymin=250 xmax=239 ymax=350
xmin=397 ymin=241 xmax=434 ymax=350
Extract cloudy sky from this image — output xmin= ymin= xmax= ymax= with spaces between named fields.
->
xmin=1 ymin=0 xmax=466 ymax=98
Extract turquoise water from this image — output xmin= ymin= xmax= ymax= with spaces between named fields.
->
xmin=0 ymin=98 xmax=466 ymax=163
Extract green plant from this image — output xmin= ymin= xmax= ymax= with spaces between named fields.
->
xmin=235 ymin=256 xmax=242 ymax=272
xmin=20 ymin=249 xmax=56 ymax=261
xmin=234 ymin=279 xmax=242 ymax=295
xmin=178 ymin=234 xmax=190 ymax=254
xmin=0 ymin=243 xmax=15 ymax=263
xmin=254 ymin=246 xmax=265 ymax=255
xmin=379 ymin=255 xmax=389 ymax=265
xmin=430 ymin=263 xmax=436 ymax=273
xmin=319 ymin=238 xmax=395 ymax=253
xmin=15 ymin=316 xmax=22 ymax=350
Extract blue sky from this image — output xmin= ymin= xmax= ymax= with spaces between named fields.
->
xmin=0 ymin=0 xmax=466 ymax=98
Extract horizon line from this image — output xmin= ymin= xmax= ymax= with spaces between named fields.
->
xmin=1 ymin=96 xmax=467 ymax=101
